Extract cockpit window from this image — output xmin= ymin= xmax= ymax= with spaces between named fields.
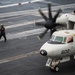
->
xmin=50 ymin=35 xmax=55 ymax=41
xmin=48 ymin=35 xmax=66 ymax=44
xmin=55 ymin=36 xmax=63 ymax=42
xmin=48 ymin=35 xmax=73 ymax=44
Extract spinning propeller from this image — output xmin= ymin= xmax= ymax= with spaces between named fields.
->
xmin=35 ymin=4 xmax=63 ymax=39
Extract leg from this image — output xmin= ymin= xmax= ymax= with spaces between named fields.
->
xmin=3 ymin=34 xmax=7 ymax=42
xmin=0 ymin=34 xmax=2 ymax=39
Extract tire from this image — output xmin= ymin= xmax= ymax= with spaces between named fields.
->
xmin=54 ymin=66 xmax=59 ymax=72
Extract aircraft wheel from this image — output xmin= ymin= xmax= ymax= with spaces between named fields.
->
xmin=54 ymin=66 xmax=59 ymax=72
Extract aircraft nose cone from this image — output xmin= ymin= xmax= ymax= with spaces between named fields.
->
xmin=40 ymin=50 xmax=47 ymax=56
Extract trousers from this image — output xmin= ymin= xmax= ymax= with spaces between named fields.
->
xmin=0 ymin=34 xmax=7 ymax=42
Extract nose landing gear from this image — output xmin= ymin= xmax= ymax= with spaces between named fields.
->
xmin=50 ymin=65 xmax=59 ymax=72
xmin=50 ymin=59 xmax=60 ymax=72
xmin=46 ymin=58 xmax=60 ymax=72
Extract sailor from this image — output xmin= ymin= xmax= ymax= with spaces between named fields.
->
xmin=0 ymin=24 xmax=7 ymax=42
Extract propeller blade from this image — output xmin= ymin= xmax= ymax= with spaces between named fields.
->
xmin=38 ymin=9 xmax=48 ymax=21
xmin=37 ymin=29 xmax=48 ymax=39
xmin=35 ymin=4 xmax=63 ymax=39
xmin=53 ymin=9 xmax=62 ymax=22
xmin=35 ymin=21 xmax=46 ymax=27
xmin=50 ymin=28 xmax=56 ymax=37
xmin=48 ymin=3 xmax=52 ymax=20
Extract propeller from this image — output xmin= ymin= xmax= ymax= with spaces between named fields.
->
xmin=35 ymin=3 xmax=63 ymax=39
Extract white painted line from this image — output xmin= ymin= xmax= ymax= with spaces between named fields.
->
xmin=6 ymin=28 xmax=45 ymax=40
xmin=0 ymin=50 xmax=39 ymax=64
xmin=5 ymin=19 xmax=44 ymax=29
xmin=0 ymin=26 xmax=45 ymax=41
xmin=0 ymin=3 xmax=75 ymax=18
xmin=0 ymin=0 xmax=43 ymax=8
xmin=0 ymin=3 xmax=19 ymax=8
xmin=0 ymin=9 xmax=38 ymax=18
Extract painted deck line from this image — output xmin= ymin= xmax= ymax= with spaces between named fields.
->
xmin=0 ymin=0 xmax=42 ymax=8
xmin=0 ymin=50 xmax=39 ymax=64
xmin=0 ymin=3 xmax=75 ymax=18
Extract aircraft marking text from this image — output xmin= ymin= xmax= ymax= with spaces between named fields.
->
xmin=61 ymin=49 xmax=70 ymax=54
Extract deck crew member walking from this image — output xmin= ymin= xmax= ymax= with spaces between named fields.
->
xmin=0 ymin=24 xmax=7 ymax=42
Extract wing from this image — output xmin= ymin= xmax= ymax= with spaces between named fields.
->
xmin=69 ymin=14 xmax=75 ymax=22
xmin=67 ymin=14 xmax=75 ymax=29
